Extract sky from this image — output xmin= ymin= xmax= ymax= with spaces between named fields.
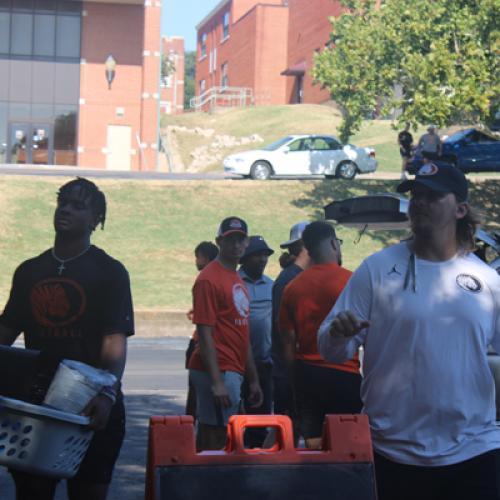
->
xmin=162 ymin=0 xmax=222 ymax=52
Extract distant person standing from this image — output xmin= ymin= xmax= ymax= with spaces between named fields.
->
xmin=417 ymin=125 xmax=441 ymax=159
xmin=185 ymin=241 xmax=219 ymax=419
xmin=279 ymin=221 xmax=361 ymax=448
xmin=271 ymin=222 xmax=310 ymax=419
xmin=398 ymin=122 xmax=413 ymax=179
xmin=188 ymin=217 xmax=262 ymax=450
xmin=239 ymin=236 xmax=274 ymax=447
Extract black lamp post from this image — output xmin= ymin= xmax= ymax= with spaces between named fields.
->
xmin=105 ymin=55 xmax=116 ymax=90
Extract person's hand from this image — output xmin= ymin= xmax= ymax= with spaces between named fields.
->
xmin=186 ymin=309 xmax=194 ymax=321
xmin=212 ymin=380 xmax=231 ymax=408
xmin=328 ymin=311 xmax=370 ymax=339
xmin=82 ymin=394 xmax=114 ymax=430
xmin=247 ymin=381 xmax=263 ymax=409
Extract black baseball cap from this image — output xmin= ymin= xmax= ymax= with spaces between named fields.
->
xmin=242 ymin=235 xmax=274 ymax=259
xmin=397 ymin=163 xmax=468 ymax=202
xmin=217 ymin=216 xmax=248 ymax=238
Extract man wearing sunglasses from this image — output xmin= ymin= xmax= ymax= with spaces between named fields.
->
xmin=279 ymin=221 xmax=362 ymax=448
xmin=318 ymin=164 xmax=500 ymax=499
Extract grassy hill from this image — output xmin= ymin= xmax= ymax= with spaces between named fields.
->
xmin=161 ymin=105 xmax=418 ymax=173
xmin=1 ymin=176 xmax=498 ymax=310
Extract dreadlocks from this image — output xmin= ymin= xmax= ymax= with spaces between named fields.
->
xmin=57 ymin=177 xmax=107 ymax=230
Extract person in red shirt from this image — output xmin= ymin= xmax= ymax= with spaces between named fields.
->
xmin=188 ymin=217 xmax=263 ymax=450
xmin=279 ymin=221 xmax=362 ymax=448
xmin=185 ymin=241 xmax=219 ymax=419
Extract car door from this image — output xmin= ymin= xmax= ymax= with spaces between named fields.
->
xmin=458 ymin=132 xmax=500 ymax=171
xmin=273 ymin=138 xmax=311 ymax=175
xmin=308 ymin=137 xmax=334 ymax=174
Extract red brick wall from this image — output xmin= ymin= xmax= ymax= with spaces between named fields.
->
xmin=78 ymin=1 xmax=160 ymax=170
xmin=285 ymin=0 xmax=342 ymax=104
xmin=195 ymin=1 xmax=288 ymax=108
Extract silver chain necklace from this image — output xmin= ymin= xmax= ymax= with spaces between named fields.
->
xmin=51 ymin=246 xmax=91 ymax=275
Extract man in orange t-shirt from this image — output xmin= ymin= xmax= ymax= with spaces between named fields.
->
xmin=188 ymin=217 xmax=263 ymax=450
xmin=279 ymin=221 xmax=362 ymax=448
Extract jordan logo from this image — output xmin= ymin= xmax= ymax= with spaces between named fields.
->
xmin=388 ymin=265 xmax=401 ymax=276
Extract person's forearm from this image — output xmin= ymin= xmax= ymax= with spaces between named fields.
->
xmin=281 ymin=330 xmax=296 ymax=371
xmin=198 ymin=325 xmax=224 ymax=385
xmin=100 ymin=333 xmax=127 ymax=390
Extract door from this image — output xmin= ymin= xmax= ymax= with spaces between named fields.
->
xmin=31 ymin=124 xmax=53 ymax=165
xmin=7 ymin=123 xmax=53 ymax=165
xmin=106 ymin=125 xmax=131 ymax=170
xmin=274 ymin=138 xmax=311 ymax=175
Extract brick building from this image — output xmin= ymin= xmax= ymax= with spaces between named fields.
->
xmin=194 ymin=0 xmax=344 ymax=109
xmin=0 ymin=0 xmax=161 ymax=170
xmin=160 ymin=36 xmax=185 ymax=115
xmin=194 ymin=0 xmax=289 ymax=109
xmin=282 ymin=0 xmax=341 ymax=104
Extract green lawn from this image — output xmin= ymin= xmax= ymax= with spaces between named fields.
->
xmin=1 ymin=176 xmax=498 ymax=310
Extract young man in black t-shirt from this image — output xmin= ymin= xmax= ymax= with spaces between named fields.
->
xmin=398 ymin=122 xmax=414 ymax=179
xmin=0 ymin=178 xmax=134 ymax=500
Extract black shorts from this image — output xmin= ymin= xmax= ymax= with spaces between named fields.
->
xmin=11 ymin=397 xmax=125 ymax=490
xmin=293 ymin=360 xmax=362 ymax=440
xmin=400 ymin=147 xmax=412 ymax=158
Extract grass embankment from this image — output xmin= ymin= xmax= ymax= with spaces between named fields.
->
xmin=162 ymin=105 xmax=417 ymax=173
xmin=1 ymin=177 xmax=498 ymax=310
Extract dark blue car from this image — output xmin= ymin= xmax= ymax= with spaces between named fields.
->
xmin=408 ymin=128 xmax=500 ymax=174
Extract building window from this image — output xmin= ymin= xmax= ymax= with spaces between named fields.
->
xmin=199 ymin=79 xmax=206 ymax=95
xmin=200 ymin=33 xmax=207 ymax=59
xmin=222 ymin=12 xmax=229 ymax=40
xmin=221 ymin=62 xmax=228 ymax=88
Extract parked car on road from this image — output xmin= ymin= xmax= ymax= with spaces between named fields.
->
xmin=223 ymin=135 xmax=377 ymax=180
xmin=408 ymin=128 xmax=500 ymax=174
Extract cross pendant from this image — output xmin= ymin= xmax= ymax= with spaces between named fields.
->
xmin=57 ymin=262 xmax=65 ymax=275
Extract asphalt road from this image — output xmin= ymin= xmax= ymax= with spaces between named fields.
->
xmin=0 ymin=337 xmax=190 ymax=500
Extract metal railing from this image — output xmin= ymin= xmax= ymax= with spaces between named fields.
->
xmin=190 ymin=86 xmax=254 ymax=112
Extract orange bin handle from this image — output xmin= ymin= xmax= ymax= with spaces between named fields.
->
xmin=225 ymin=415 xmax=295 ymax=454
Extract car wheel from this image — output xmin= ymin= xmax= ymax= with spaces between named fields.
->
xmin=250 ymin=161 xmax=272 ymax=180
xmin=335 ymin=161 xmax=357 ymax=180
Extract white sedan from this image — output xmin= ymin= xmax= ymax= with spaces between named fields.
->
xmin=223 ymin=135 xmax=377 ymax=180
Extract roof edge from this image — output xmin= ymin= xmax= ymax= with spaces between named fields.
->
xmin=195 ymin=0 xmax=231 ymax=31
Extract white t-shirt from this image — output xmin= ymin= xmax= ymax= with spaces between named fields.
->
xmin=318 ymin=242 xmax=500 ymax=466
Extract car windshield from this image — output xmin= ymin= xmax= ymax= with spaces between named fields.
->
xmin=262 ymin=136 xmax=294 ymax=151
xmin=445 ymin=130 xmax=471 ymax=143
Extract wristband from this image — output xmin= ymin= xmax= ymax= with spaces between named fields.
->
xmin=100 ymin=386 xmax=117 ymax=404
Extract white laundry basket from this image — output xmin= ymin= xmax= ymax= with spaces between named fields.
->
xmin=0 ymin=396 xmax=93 ymax=478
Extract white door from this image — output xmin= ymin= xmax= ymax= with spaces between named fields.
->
xmin=274 ymin=138 xmax=311 ymax=175
xmin=106 ymin=125 xmax=131 ymax=170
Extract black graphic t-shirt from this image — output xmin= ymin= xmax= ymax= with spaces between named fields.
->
xmin=0 ymin=246 xmax=134 ymax=367
xmin=398 ymin=130 xmax=413 ymax=152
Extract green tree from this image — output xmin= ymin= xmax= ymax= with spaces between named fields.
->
xmin=313 ymin=0 xmax=500 ymax=142
xmin=184 ymin=51 xmax=196 ymax=110
xmin=161 ymin=54 xmax=176 ymax=80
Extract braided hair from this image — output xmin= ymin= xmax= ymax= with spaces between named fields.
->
xmin=57 ymin=177 xmax=107 ymax=230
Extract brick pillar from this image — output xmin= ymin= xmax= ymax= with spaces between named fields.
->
xmin=140 ymin=0 xmax=161 ymax=170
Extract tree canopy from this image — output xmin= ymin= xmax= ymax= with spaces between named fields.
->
xmin=313 ymin=0 xmax=499 ymax=142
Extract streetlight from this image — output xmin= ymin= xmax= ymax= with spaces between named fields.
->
xmin=105 ymin=55 xmax=116 ymax=90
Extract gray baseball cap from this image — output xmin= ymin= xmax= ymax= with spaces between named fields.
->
xmin=280 ymin=221 xmax=309 ymax=248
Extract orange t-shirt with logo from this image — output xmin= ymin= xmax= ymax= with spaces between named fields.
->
xmin=188 ymin=260 xmax=250 ymax=375
xmin=279 ymin=262 xmax=359 ymax=374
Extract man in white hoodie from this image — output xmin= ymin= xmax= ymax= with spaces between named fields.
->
xmin=318 ymin=163 xmax=500 ymax=500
